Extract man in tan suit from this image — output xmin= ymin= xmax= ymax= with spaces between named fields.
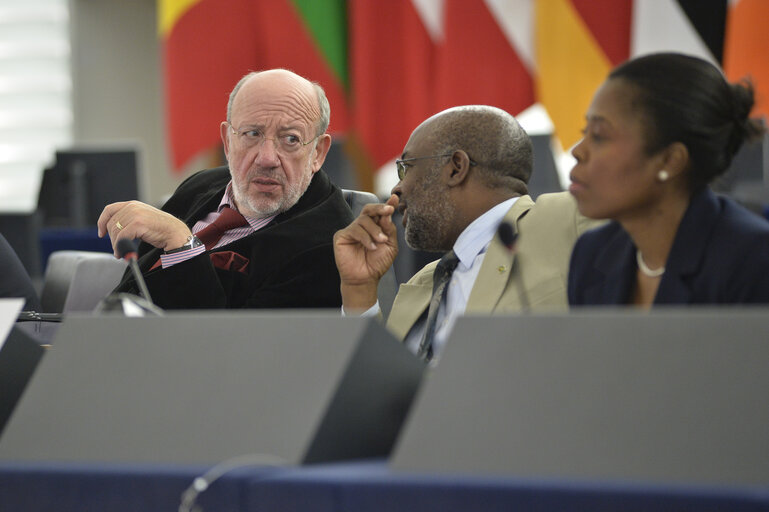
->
xmin=334 ymin=105 xmax=595 ymax=361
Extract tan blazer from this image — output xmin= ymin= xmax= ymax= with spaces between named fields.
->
xmin=386 ymin=191 xmax=597 ymax=341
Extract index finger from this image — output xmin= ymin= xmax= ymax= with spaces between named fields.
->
xmin=358 ymin=201 xmax=395 ymax=220
xmin=385 ymin=194 xmax=399 ymax=209
xmin=377 ymin=194 xmax=400 ymax=236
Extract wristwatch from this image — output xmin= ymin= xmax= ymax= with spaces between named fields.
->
xmin=164 ymin=235 xmax=203 ymax=254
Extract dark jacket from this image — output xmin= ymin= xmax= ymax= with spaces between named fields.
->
xmin=568 ymin=188 xmax=769 ymax=305
xmin=116 ymin=167 xmax=353 ymax=309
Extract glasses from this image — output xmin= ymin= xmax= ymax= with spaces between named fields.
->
xmin=228 ymin=124 xmax=319 ymax=154
xmin=395 ymin=153 xmax=477 ymax=180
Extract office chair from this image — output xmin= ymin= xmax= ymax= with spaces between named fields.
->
xmin=40 ymin=250 xmax=127 ymax=314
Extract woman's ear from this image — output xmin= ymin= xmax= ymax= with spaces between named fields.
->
xmin=661 ymin=142 xmax=690 ymax=179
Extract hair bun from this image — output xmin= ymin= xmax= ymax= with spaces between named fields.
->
xmin=726 ymin=80 xmax=765 ymax=158
xmin=730 ymin=80 xmax=754 ymax=121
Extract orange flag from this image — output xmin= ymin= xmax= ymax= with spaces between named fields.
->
xmin=723 ymin=0 xmax=769 ymax=122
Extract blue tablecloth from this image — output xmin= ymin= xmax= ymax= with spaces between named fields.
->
xmin=0 ymin=461 xmax=280 ymax=512
xmin=2 ymin=460 xmax=769 ymax=512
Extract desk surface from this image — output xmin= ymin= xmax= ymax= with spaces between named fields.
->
xmin=2 ymin=460 xmax=768 ymax=512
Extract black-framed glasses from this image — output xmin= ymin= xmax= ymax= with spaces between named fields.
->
xmin=395 ymin=153 xmax=477 ymax=180
xmin=395 ymin=153 xmax=453 ymax=180
xmin=228 ymin=123 xmax=319 ymax=154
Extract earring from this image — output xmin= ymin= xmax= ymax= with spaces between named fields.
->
xmin=657 ymin=170 xmax=669 ymax=182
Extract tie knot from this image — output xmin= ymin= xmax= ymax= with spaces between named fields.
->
xmin=434 ymin=250 xmax=459 ymax=283
xmin=195 ymin=206 xmax=249 ymax=250
xmin=212 ymin=206 xmax=248 ymax=232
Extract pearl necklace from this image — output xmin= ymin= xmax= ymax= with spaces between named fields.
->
xmin=636 ymin=250 xmax=665 ymax=277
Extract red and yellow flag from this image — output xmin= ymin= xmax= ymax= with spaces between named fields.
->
xmin=535 ymin=0 xmax=631 ymax=151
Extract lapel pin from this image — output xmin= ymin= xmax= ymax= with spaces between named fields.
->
xmin=497 ymin=265 xmax=506 ymax=274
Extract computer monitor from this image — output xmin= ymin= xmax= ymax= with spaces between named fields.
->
xmin=37 ymin=149 xmax=140 ymax=228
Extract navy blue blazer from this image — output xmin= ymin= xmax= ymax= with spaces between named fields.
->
xmin=569 ymin=188 xmax=769 ymax=305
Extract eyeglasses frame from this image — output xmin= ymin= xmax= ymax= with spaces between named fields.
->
xmin=395 ymin=152 xmax=477 ymax=180
xmin=227 ymin=123 xmax=320 ymax=154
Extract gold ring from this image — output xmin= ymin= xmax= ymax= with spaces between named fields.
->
xmin=115 ymin=220 xmax=124 ymax=230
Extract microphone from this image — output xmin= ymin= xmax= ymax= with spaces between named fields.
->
xmin=94 ymin=239 xmax=163 ymax=317
xmin=117 ymin=238 xmax=154 ymax=305
xmin=497 ymin=221 xmax=518 ymax=251
xmin=496 ymin=222 xmax=531 ymax=312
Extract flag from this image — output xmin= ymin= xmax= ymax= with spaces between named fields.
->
xmin=348 ymin=0 xmax=436 ymax=191
xmin=160 ymin=0 xmax=766 ymax=191
xmin=434 ymin=0 xmax=534 ymax=117
xmin=535 ymin=0 xmax=632 ymax=151
xmin=723 ymin=0 xmax=769 ymax=121
xmin=631 ymin=0 xmax=726 ymax=63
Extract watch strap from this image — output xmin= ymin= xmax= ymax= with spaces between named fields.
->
xmin=164 ymin=235 xmax=203 ymax=255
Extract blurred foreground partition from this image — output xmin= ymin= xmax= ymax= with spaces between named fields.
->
xmin=392 ymin=309 xmax=769 ymax=487
xmin=0 ymin=313 xmax=423 ymax=466
xmin=0 ymin=299 xmax=45 ymax=437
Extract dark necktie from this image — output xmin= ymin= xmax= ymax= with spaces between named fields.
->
xmin=195 ymin=206 xmax=249 ymax=250
xmin=417 ymin=250 xmax=460 ymax=361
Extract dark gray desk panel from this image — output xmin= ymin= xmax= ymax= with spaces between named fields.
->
xmin=0 ymin=312 xmax=422 ymax=466
xmin=0 ymin=326 xmax=45 ymax=436
xmin=392 ymin=309 xmax=769 ymax=487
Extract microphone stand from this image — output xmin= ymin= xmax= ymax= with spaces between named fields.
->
xmin=497 ymin=222 xmax=531 ymax=313
xmin=97 ymin=238 xmax=164 ymax=317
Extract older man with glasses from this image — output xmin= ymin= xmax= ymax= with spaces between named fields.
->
xmin=334 ymin=105 xmax=598 ymax=362
xmin=98 ymin=69 xmax=353 ymax=309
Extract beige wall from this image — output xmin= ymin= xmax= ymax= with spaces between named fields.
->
xmin=70 ymin=0 xmax=190 ymax=206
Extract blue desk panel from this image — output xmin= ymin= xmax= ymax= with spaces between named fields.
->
xmin=246 ymin=462 xmax=769 ymax=512
xmin=0 ymin=462 xmax=261 ymax=512
xmin=2 ymin=461 xmax=768 ymax=512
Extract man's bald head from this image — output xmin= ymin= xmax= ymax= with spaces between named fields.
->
xmin=227 ymin=69 xmax=330 ymax=136
xmin=414 ymin=105 xmax=533 ymax=194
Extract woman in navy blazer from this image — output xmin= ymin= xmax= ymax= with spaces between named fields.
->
xmin=568 ymin=53 xmax=769 ymax=307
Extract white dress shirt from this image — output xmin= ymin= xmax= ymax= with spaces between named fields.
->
xmin=343 ymin=198 xmax=518 ymax=361
xmin=402 ymin=197 xmax=518 ymax=360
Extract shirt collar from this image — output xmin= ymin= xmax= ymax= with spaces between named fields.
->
xmin=453 ymin=197 xmax=519 ymax=268
xmin=220 ymin=182 xmax=236 ymax=211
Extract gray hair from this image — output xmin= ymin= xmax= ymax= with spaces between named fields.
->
xmin=428 ymin=105 xmax=533 ymax=194
xmin=226 ymin=70 xmax=330 ymax=136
